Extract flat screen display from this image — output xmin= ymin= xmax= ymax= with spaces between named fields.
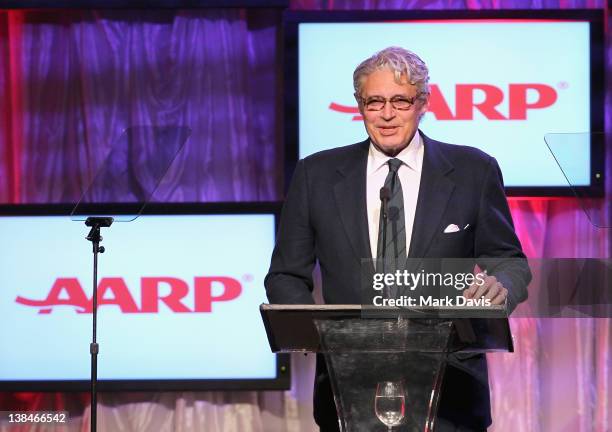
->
xmin=0 ymin=204 xmax=285 ymax=391
xmin=287 ymin=11 xmax=605 ymax=195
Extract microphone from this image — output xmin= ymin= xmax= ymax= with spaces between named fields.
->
xmin=380 ymin=186 xmax=390 ymax=221
xmin=379 ymin=186 xmax=391 ymax=263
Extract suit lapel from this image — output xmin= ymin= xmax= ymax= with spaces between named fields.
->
xmin=333 ymin=140 xmax=372 ymax=268
xmin=408 ymin=132 xmax=456 ymax=259
xmin=331 ymin=134 xmax=455 ymax=267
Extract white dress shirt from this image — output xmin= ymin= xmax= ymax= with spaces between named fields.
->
xmin=366 ymin=132 xmax=424 ymax=260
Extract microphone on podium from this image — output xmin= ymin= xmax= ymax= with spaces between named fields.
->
xmin=379 ymin=186 xmax=391 ymax=262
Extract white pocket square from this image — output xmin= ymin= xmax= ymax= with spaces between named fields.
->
xmin=443 ymin=224 xmax=460 ymax=233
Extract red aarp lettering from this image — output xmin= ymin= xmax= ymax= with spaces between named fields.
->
xmin=194 ymin=277 xmax=242 ymax=312
xmin=141 ymin=277 xmax=191 ymax=313
xmin=15 ymin=276 xmax=243 ymax=314
xmin=330 ymin=83 xmax=558 ymax=121
xmin=16 ymin=277 xmax=89 ymax=314
xmin=508 ymin=84 xmax=557 ymax=120
xmin=428 ymin=83 xmax=557 ymax=120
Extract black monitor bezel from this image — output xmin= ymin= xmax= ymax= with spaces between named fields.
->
xmin=283 ymin=9 xmax=606 ymax=197
xmin=0 ymin=201 xmax=289 ymax=392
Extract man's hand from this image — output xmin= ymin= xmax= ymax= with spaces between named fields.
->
xmin=463 ymin=272 xmax=507 ymax=306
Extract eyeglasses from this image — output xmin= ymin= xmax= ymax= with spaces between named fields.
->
xmin=359 ymin=95 xmax=421 ymax=112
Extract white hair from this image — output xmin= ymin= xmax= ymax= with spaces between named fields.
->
xmin=353 ymin=46 xmax=430 ymax=98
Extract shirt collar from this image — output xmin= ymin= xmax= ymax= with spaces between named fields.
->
xmin=367 ymin=131 xmax=423 ymax=175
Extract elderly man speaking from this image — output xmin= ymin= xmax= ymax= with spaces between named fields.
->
xmin=266 ymin=47 xmax=530 ymax=432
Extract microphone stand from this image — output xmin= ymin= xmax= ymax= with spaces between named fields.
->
xmin=84 ymin=216 xmax=113 ymax=432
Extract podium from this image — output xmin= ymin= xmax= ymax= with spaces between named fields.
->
xmin=260 ymin=304 xmax=512 ymax=432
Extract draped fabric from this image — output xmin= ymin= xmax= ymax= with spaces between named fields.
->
xmin=0 ymin=1 xmax=610 ymax=431
xmin=0 ymin=8 xmax=281 ymax=204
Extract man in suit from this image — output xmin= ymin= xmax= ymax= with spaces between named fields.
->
xmin=265 ymin=47 xmax=530 ymax=431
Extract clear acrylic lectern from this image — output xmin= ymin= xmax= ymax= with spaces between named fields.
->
xmin=260 ymin=304 xmax=512 ymax=432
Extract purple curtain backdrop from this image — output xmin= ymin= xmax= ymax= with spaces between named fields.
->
xmin=0 ymin=1 xmax=609 ymax=431
xmin=0 ymin=8 xmax=281 ymax=204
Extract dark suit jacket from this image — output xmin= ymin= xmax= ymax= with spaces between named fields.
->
xmin=265 ymin=131 xmax=531 ymax=429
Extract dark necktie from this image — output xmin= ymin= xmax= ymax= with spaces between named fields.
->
xmin=377 ymin=158 xmax=406 ymax=275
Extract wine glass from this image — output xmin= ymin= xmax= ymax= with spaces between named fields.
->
xmin=375 ymin=380 xmax=406 ymax=431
